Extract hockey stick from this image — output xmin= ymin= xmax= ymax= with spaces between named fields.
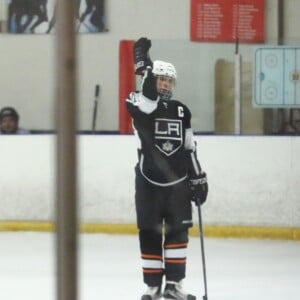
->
xmin=197 ymin=203 xmax=208 ymax=300
xmin=92 ymin=84 xmax=100 ymax=132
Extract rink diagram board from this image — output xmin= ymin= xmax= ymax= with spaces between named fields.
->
xmin=253 ymin=47 xmax=300 ymax=108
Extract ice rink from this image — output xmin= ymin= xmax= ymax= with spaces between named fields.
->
xmin=0 ymin=232 xmax=299 ymax=300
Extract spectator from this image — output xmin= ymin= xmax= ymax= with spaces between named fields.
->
xmin=0 ymin=107 xmax=29 ymax=134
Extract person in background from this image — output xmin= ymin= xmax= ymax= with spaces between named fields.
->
xmin=0 ymin=107 xmax=29 ymax=134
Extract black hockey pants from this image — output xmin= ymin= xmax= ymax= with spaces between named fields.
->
xmin=135 ymin=167 xmax=193 ymax=286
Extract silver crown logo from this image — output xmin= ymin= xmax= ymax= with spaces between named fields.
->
xmin=162 ymin=140 xmax=174 ymax=152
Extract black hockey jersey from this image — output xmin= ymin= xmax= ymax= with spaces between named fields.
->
xmin=126 ymin=92 xmax=202 ymax=186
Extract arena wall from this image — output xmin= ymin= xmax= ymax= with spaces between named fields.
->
xmin=0 ymin=135 xmax=299 ymax=239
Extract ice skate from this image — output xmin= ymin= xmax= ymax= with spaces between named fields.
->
xmin=141 ymin=285 xmax=162 ymax=300
xmin=163 ymin=281 xmax=196 ymax=300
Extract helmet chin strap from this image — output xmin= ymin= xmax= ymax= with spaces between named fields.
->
xmin=158 ymin=89 xmax=172 ymax=100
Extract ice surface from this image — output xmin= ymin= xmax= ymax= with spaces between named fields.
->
xmin=0 ymin=232 xmax=299 ymax=300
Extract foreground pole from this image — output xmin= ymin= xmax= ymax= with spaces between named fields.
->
xmin=55 ymin=1 xmax=78 ymax=300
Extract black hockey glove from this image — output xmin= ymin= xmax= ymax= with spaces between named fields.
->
xmin=133 ymin=37 xmax=153 ymax=75
xmin=189 ymin=172 xmax=208 ymax=206
xmin=142 ymin=67 xmax=158 ymax=100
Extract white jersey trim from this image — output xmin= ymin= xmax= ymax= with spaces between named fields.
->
xmin=191 ymin=151 xmax=201 ymax=176
xmin=127 ymin=92 xmax=159 ymax=114
xmin=184 ymin=128 xmax=196 ymax=151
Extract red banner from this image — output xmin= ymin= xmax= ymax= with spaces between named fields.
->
xmin=119 ymin=40 xmax=135 ymax=134
xmin=190 ymin=0 xmax=264 ymax=43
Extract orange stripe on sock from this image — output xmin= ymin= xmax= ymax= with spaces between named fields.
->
xmin=165 ymin=259 xmax=186 ymax=264
xmin=164 ymin=243 xmax=187 ymax=249
xmin=141 ymin=253 xmax=163 ymax=260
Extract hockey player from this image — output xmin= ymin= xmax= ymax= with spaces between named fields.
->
xmin=126 ymin=38 xmax=208 ymax=300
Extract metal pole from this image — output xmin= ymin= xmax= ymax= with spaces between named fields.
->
xmin=234 ymin=39 xmax=241 ymax=135
xmin=55 ymin=0 xmax=78 ymax=300
xmin=276 ymin=0 xmax=286 ymax=133
xmin=278 ymin=0 xmax=284 ymax=46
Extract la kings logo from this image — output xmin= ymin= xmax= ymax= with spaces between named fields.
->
xmin=154 ymin=118 xmax=183 ymax=156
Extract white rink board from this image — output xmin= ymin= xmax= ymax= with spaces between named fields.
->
xmin=0 ymin=135 xmax=299 ymax=227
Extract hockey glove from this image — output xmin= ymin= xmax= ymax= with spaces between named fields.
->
xmin=189 ymin=172 xmax=208 ymax=206
xmin=142 ymin=67 xmax=158 ymax=100
xmin=133 ymin=37 xmax=153 ymax=75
